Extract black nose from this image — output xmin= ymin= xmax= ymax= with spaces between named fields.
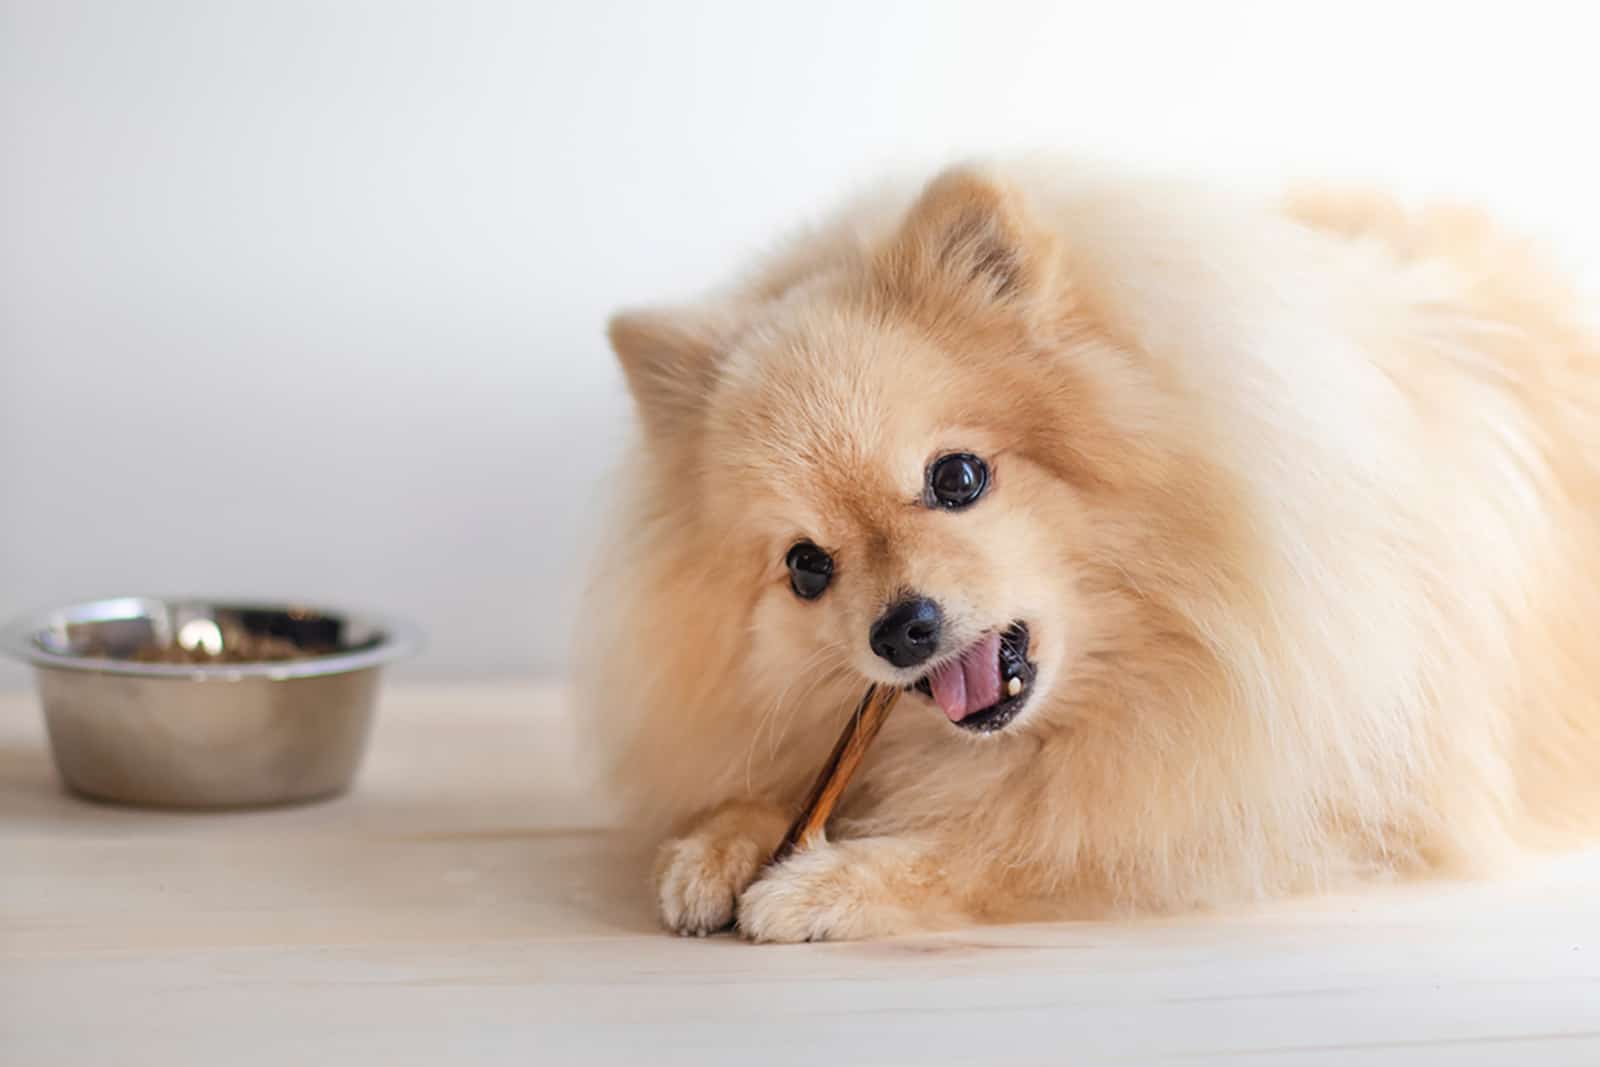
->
xmin=870 ymin=596 xmax=943 ymax=668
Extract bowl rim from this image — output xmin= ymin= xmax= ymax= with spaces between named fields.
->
xmin=1 ymin=596 xmax=424 ymax=681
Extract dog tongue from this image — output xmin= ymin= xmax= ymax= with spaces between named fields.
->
xmin=927 ymin=632 xmax=1003 ymax=722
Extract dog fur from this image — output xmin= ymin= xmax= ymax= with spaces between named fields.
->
xmin=578 ymin=158 xmax=1600 ymax=942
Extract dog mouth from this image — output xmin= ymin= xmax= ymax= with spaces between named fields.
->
xmin=907 ymin=621 xmax=1036 ymax=733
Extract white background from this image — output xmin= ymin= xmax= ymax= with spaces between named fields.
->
xmin=4 ymin=0 xmax=1599 ymax=684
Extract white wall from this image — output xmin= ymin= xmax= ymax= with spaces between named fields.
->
xmin=4 ymin=0 xmax=1598 ymax=683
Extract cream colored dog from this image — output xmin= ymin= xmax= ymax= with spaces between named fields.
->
xmin=579 ymin=159 xmax=1600 ymax=942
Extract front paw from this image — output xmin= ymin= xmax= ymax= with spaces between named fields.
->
xmin=653 ymin=802 xmax=788 ymax=936
xmin=655 ymin=834 xmax=766 ymax=935
xmin=737 ymin=839 xmax=924 ymax=943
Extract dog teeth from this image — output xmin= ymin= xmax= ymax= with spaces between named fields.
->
xmin=1006 ymin=676 xmax=1023 ymax=698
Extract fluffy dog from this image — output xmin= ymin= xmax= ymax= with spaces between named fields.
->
xmin=578 ymin=159 xmax=1600 ymax=942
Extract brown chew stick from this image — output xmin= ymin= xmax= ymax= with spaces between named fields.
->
xmin=769 ymin=683 xmax=901 ymax=866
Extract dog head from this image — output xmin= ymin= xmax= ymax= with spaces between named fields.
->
xmin=606 ymin=167 xmax=1194 ymax=736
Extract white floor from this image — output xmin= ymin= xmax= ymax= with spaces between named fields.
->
xmin=3 ymin=682 xmax=1598 ymax=1065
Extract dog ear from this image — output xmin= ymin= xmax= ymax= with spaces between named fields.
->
xmin=606 ymin=305 xmax=731 ymax=439
xmin=876 ymin=165 xmax=1056 ymax=315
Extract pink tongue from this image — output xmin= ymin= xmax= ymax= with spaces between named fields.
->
xmin=927 ymin=632 xmax=1003 ymax=722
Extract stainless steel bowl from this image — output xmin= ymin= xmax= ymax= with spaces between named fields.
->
xmin=1 ymin=597 xmax=420 ymax=809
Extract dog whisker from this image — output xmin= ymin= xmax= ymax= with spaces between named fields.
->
xmin=743 ymin=641 xmax=850 ymax=795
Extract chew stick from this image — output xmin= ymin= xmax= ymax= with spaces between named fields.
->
xmin=769 ymin=683 xmax=901 ymax=866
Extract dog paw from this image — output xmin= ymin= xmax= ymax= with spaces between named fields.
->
xmin=737 ymin=839 xmax=922 ymax=943
xmin=653 ymin=802 xmax=788 ymax=936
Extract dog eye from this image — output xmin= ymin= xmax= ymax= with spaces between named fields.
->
xmin=785 ymin=541 xmax=833 ymax=600
xmin=927 ymin=453 xmax=989 ymax=510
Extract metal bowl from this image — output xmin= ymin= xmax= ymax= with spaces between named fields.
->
xmin=1 ymin=597 xmax=420 ymax=809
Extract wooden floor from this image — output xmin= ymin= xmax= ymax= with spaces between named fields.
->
xmin=3 ymin=682 xmax=1599 ymax=1065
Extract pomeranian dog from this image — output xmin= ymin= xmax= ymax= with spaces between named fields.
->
xmin=578 ymin=159 xmax=1600 ymax=942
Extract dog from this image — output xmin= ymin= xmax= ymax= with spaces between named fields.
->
xmin=577 ymin=158 xmax=1600 ymax=942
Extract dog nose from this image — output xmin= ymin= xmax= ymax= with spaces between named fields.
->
xmin=870 ymin=596 xmax=943 ymax=668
